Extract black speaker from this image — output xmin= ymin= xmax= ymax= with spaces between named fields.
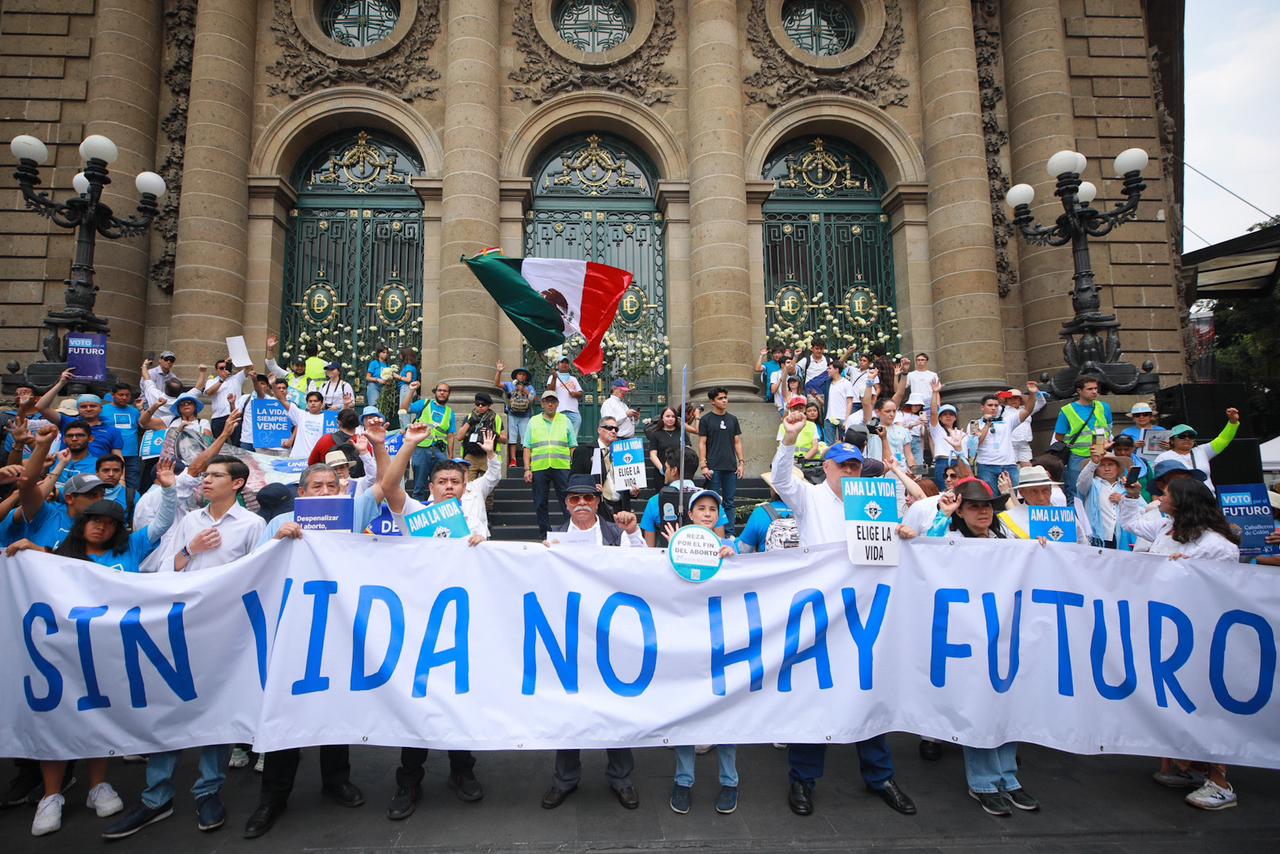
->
xmin=1209 ymin=438 xmax=1264 ymax=488
xmin=1154 ymin=383 xmax=1254 ymax=439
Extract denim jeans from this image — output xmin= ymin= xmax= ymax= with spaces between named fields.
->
xmin=563 ymin=410 xmax=581 ymax=440
xmin=674 ymin=745 xmax=738 ymax=788
xmin=123 ymin=455 xmax=142 ymax=493
xmin=142 ymin=745 xmax=230 ymax=808
xmin=933 ymin=456 xmax=955 ymax=491
xmin=788 ymin=737 xmax=894 ymax=789
xmin=909 ymin=434 xmax=924 ymax=469
xmin=1063 ymin=452 xmax=1088 ymax=503
xmin=822 ymin=421 xmax=842 ymax=446
xmin=976 ymin=463 xmax=1019 ymax=496
xmin=410 ymin=445 xmax=447 ymax=501
xmin=963 ymin=742 xmax=1021 ymax=793
xmin=708 ymin=470 xmax=738 ymax=536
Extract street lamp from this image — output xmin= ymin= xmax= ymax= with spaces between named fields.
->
xmin=1005 ymin=147 xmax=1160 ymax=399
xmin=8 ymin=133 xmax=165 ymax=389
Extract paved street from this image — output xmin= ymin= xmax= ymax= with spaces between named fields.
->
xmin=5 ymin=735 xmax=1279 ymax=853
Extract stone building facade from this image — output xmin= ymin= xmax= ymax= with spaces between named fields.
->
xmin=1 ymin=0 xmax=1186 ymax=462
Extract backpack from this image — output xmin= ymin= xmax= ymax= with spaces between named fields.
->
xmin=762 ymin=503 xmax=800 ymax=552
xmin=508 ymin=382 xmax=532 ymax=415
xmin=655 ymin=482 xmax=700 ymax=547
xmin=463 ymin=409 xmax=497 ymax=453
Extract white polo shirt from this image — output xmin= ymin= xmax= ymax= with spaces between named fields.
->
xmin=770 ymin=442 xmax=847 ymax=546
xmin=204 ymin=371 xmax=245 ymax=419
xmin=167 ymin=501 xmax=265 ymax=572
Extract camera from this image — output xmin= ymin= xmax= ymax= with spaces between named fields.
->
xmin=867 ymin=416 xmax=883 ymax=435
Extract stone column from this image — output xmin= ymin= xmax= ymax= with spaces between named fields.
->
xmin=1001 ymin=0 xmax=1077 ymax=377
xmin=917 ymin=0 xmax=1005 ymax=397
xmin=497 ymin=179 xmax=533 ymax=375
xmin=434 ymin=0 xmax=500 ymax=394
xmin=84 ymin=0 xmax=162 ymax=380
xmin=166 ymin=0 xmax=256 ymax=372
xmin=243 ymin=177 xmax=296 ymax=364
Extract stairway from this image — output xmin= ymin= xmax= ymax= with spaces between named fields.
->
xmin=486 ymin=466 xmax=773 ymax=542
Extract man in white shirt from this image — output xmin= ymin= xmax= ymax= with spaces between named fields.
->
xmin=204 ymin=359 xmax=247 ymax=438
xmin=284 ymin=391 xmax=328 ymax=461
xmin=547 ymin=356 xmax=584 ymax=438
xmin=599 ymin=379 xmax=639 ymax=438
xmin=797 ymin=340 xmax=830 ymax=385
xmin=823 ymin=360 xmax=853 ymax=444
xmin=769 ymin=355 xmax=800 ymax=414
xmin=772 ymin=409 xmax=917 ymax=819
xmin=970 ymin=384 xmax=1039 ymax=496
xmin=905 ymin=353 xmax=939 ymax=402
xmin=106 ymin=454 xmax=265 ymax=840
xmin=999 ymin=387 xmax=1047 ymax=466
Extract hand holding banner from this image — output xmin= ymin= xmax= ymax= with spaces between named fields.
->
xmin=1029 ymin=506 xmax=1077 ymax=544
xmin=251 ymin=399 xmax=293 ymax=450
xmin=611 ymin=438 xmax=647 ymax=491
xmin=293 ymin=496 xmax=355 ymax=532
xmin=404 ymin=498 xmax=470 ymax=538
xmin=66 ymin=333 xmax=108 ymax=382
xmin=225 ymin=335 xmax=252 ymax=368
xmin=843 ymin=477 xmax=900 ymax=565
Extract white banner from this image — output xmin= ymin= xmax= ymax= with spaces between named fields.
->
xmin=3 ymin=538 xmax=1279 ymax=768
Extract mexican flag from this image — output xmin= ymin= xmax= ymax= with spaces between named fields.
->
xmin=463 ymin=249 xmax=632 ymax=375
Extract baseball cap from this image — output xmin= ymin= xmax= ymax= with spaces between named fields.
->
xmin=540 ymin=389 xmax=559 ymax=401
xmin=557 ymin=355 xmax=571 ymax=364
xmin=611 ymin=379 xmax=629 ymax=389
xmin=824 ymin=443 xmax=864 ymax=464
xmin=1169 ymin=424 xmax=1198 ymax=438
xmin=324 ymin=361 xmax=341 ymax=371
xmin=324 ymin=450 xmax=351 ymax=468
xmin=687 ymin=488 xmax=723 ymax=509
xmin=360 ymin=405 xmax=382 ymax=422
xmin=82 ymin=499 xmax=125 ymax=525
xmin=160 ymin=350 xmax=176 ymax=360
xmin=1129 ymin=402 xmax=1154 ymax=415
xmin=63 ymin=473 xmax=105 ymax=495
xmin=786 ymin=395 xmax=807 ymax=409
xmin=998 ymin=388 xmax=1023 ymax=399
xmin=937 ymin=403 xmax=958 ymax=416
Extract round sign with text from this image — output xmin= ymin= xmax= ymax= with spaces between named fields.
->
xmin=667 ymin=525 xmax=724 ymax=583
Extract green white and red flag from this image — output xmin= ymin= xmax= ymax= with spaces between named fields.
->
xmin=463 ymin=250 xmax=632 ymax=375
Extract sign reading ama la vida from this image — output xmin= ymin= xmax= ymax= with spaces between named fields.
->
xmin=843 ymin=477 xmax=900 ymax=565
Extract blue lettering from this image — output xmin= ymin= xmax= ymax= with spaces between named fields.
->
xmin=23 ymin=603 xmax=62 ymax=712
xmin=292 ymin=580 xmax=338 ymax=695
xmin=120 ymin=603 xmax=197 ymax=708
xmin=596 ymin=593 xmax=657 ymax=697
xmin=412 ymin=587 xmax=470 ymax=697
xmin=351 ymin=585 xmax=405 ymax=692
xmin=69 ymin=605 xmax=111 ymax=710
xmin=1090 ymin=599 xmax=1137 ymax=700
xmin=522 ymin=592 xmax=580 ymax=695
xmin=1148 ymin=600 xmax=1196 ymax=713
xmin=242 ymin=592 xmax=268 ymax=689
xmin=1032 ymin=589 xmax=1085 ymax=696
xmin=982 ymin=591 xmax=1021 ymax=694
xmin=930 ymin=588 xmax=972 ymax=688
xmin=1209 ymin=610 xmax=1275 ymax=716
xmin=708 ymin=593 xmax=763 ymax=696
xmin=778 ymin=589 xmax=832 ymax=692
xmin=274 ymin=577 xmax=294 ymax=640
xmin=842 ymin=584 xmax=890 ymax=691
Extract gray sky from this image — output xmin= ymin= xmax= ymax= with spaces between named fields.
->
xmin=1182 ymin=0 xmax=1280 ymax=247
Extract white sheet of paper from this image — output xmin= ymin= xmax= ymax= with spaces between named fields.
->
xmin=226 ymin=335 xmax=251 ymax=368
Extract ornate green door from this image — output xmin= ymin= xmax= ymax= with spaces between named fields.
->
xmin=281 ymin=131 xmax=424 ymax=392
xmin=525 ymin=134 xmax=668 ymax=433
xmin=762 ymin=137 xmax=899 ymax=357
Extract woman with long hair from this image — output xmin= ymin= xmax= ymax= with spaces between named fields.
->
xmin=928 ymin=379 xmax=964 ymax=490
xmin=1119 ymin=473 xmax=1241 ymax=810
xmin=646 ymin=405 xmax=692 ymax=474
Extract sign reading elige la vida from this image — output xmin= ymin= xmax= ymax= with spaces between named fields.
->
xmin=843 ymin=476 xmax=900 ymax=565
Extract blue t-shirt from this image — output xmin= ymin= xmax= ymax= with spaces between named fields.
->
xmin=15 ymin=502 xmax=75 ymax=551
xmin=100 ymin=403 xmax=141 ymax=457
xmin=640 ymin=485 xmax=729 ymax=533
xmin=1053 ymin=401 xmax=1114 ymax=437
xmin=62 ymin=418 xmax=123 ymax=460
xmin=85 ymin=527 xmax=158 ymax=573
xmin=367 ymin=360 xmax=390 ymax=391
xmin=738 ymin=500 xmax=791 ymax=552
xmin=760 ymin=359 xmax=780 ymax=400
xmin=57 ymin=455 xmax=97 ymax=484
xmin=105 ymin=484 xmax=129 ymax=512
xmin=398 ymin=363 xmax=419 ymax=395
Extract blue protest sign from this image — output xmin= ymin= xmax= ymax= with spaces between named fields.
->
xmin=139 ymin=429 xmax=166 ymax=460
xmin=293 ymin=496 xmax=354 ymax=532
xmin=270 ymin=458 xmax=309 ymax=476
xmin=323 ymin=411 xmax=339 ymax=433
xmin=1218 ymin=484 xmax=1279 ymax=558
xmin=251 ymin=399 xmax=293 ymax=450
xmin=384 ymin=431 xmax=404 ymax=456
xmin=404 ymin=498 xmax=471 ymax=538
xmin=365 ymin=504 xmax=402 ymax=536
xmin=611 ymin=438 xmax=647 ymax=491
xmin=1029 ymin=506 xmax=1077 ymax=544
xmin=843 ymin=477 xmax=900 ymax=565
xmin=666 ymin=524 xmax=724 ymax=583
xmin=66 ymin=333 xmax=108 ymax=382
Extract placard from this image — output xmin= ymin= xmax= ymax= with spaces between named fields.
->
xmin=842 ymin=476 xmax=900 ymax=565
xmin=1218 ymin=484 xmax=1279 ymax=558
xmin=1028 ymin=505 xmax=1078 ymax=544
xmin=323 ymin=410 xmax=339 ymax=433
xmin=611 ymin=437 xmax=647 ymax=491
xmin=251 ymin=399 xmax=293 ymax=450
xmin=139 ymin=429 xmax=166 ymax=460
xmin=1143 ymin=428 xmax=1172 ymax=457
xmin=404 ymin=498 xmax=470 ymax=538
xmin=384 ymin=431 xmax=404 ymax=456
xmin=225 ymin=335 xmax=252 ymax=368
xmin=365 ymin=504 xmax=401 ymax=536
xmin=666 ymin=524 xmax=723 ymax=583
xmin=293 ymin=496 xmax=354 ymax=532
xmin=66 ymin=333 xmax=108 ymax=382
xmin=269 ymin=458 xmax=309 ymax=476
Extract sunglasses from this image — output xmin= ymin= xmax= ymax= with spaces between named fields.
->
xmin=566 ymin=493 xmax=597 ymax=504
xmin=600 ymin=425 xmax=618 ymax=432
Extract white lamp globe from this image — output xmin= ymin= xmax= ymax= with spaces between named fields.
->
xmin=9 ymin=134 xmax=49 ymax=164
xmin=1046 ymin=149 xmax=1081 ymax=177
xmin=1005 ymin=183 xmax=1035 ymax=207
xmin=72 ymin=172 xmax=90 ymax=196
xmin=1076 ymin=181 xmax=1098 ymax=204
xmin=135 ymin=171 xmax=166 ymax=197
xmin=1113 ymin=147 xmax=1149 ymax=176
xmin=1073 ymin=152 xmax=1088 ymax=174
xmin=79 ymin=134 xmax=118 ymax=164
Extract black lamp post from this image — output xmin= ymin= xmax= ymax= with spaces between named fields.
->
xmin=7 ymin=133 xmax=165 ymax=392
xmin=1005 ymin=146 xmax=1161 ymax=399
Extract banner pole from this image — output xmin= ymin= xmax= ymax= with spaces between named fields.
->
xmin=679 ymin=363 xmax=688 ymax=520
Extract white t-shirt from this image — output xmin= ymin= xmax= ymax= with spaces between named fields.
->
xmin=825 ymin=377 xmax=853 ymax=425
xmin=898 ymin=411 xmax=923 ymax=438
xmin=973 ymin=409 xmax=1024 ymax=466
xmin=204 ymin=371 xmax=244 ymax=419
xmin=799 ymin=353 xmax=829 ymax=383
xmin=768 ymin=368 xmax=798 ymax=412
xmin=549 ymin=372 xmax=581 ymax=414
xmin=600 ymin=394 xmax=635 ymax=438
xmin=1154 ymin=447 xmax=1218 ymax=494
xmin=929 ymin=423 xmax=963 ymax=459
xmin=314 ymin=379 xmax=353 ymax=411
xmin=290 ymin=410 xmax=326 ymax=460
xmin=906 ymin=369 xmax=938 ymax=402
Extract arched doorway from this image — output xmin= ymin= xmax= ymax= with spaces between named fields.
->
xmin=525 ymin=133 xmax=668 ymax=432
xmin=281 ymin=130 xmax=425 ymax=393
xmin=761 ymin=136 xmax=899 ymax=357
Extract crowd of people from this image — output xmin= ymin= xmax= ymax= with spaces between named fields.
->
xmin=1 ymin=335 xmax=1277 ymax=839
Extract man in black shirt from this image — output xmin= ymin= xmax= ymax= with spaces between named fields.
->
xmin=697 ymin=387 xmax=744 ymax=536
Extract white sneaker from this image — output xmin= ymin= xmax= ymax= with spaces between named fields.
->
xmin=254 ymin=753 xmax=264 ymax=773
xmin=695 ymin=745 xmax=713 ymax=755
xmin=31 ymin=793 xmax=63 ymax=836
xmin=229 ymin=747 xmax=251 ymax=769
xmin=86 ymin=782 xmax=124 ymax=817
xmin=1185 ymin=780 xmax=1238 ymax=810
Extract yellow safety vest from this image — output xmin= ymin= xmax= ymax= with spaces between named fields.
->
xmin=1061 ymin=401 xmax=1110 ymax=457
xmin=527 ymin=413 xmax=572 ymax=471
xmin=415 ymin=402 xmax=454 ymax=448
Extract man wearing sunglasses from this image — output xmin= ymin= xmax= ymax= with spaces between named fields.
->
xmin=570 ymin=417 xmax=629 ymax=517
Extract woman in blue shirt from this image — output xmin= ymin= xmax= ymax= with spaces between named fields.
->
xmin=365 ymin=345 xmax=392 ymax=407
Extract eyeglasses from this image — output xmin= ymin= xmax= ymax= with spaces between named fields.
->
xmin=202 ymin=471 xmax=231 ymax=479
xmin=600 ymin=425 xmax=618 ymax=432
xmin=566 ymin=494 xmax=597 ymax=504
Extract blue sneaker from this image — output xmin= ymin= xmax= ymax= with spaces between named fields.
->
xmin=196 ymin=793 xmax=225 ymax=832
xmin=716 ymin=785 xmax=738 ymax=814
xmin=669 ymin=783 xmax=691 ymax=814
xmin=102 ymin=800 xmax=173 ymax=839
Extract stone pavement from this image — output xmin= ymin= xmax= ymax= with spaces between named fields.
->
xmin=5 ymin=735 xmax=1279 ymax=853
